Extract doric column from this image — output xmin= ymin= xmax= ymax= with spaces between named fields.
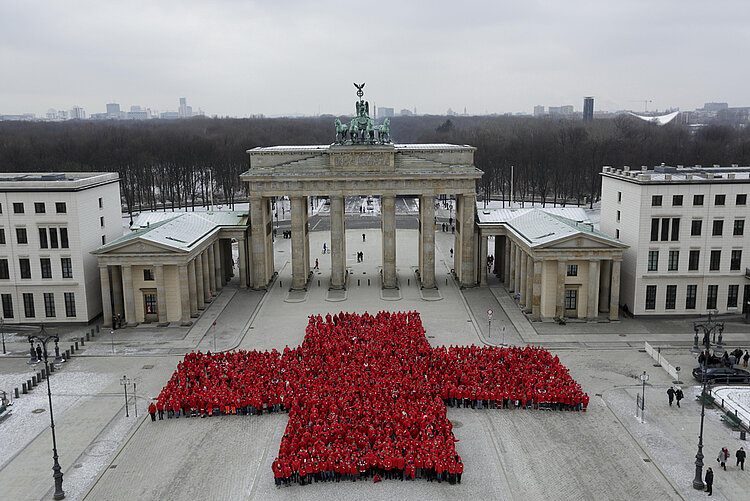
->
xmin=249 ymin=197 xmax=271 ymax=289
xmin=213 ymin=240 xmax=222 ymax=291
xmin=525 ymin=254 xmax=533 ymax=313
xmin=178 ymin=264 xmax=192 ymax=325
xmin=514 ymin=246 xmax=522 ymax=296
xmin=480 ymin=234 xmax=488 ymax=286
xmin=111 ymin=265 xmax=124 ymax=316
xmin=291 ymin=196 xmax=308 ymax=290
xmin=99 ymin=265 xmax=112 ymax=327
xmin=155 ymin=264 xmax=168 ymax=325
xmin=609 ymin=260 xmax=621 ymax=321
xmin=208 ymin=244 xmax=216 ymax=295
xmin=519 ymin=251 xmax=528 ymax=306
xmin=201 ymin=251 xmax=211 ymax=303
xmin=508 ymin=241 xmax=515 ymax=291
xmin=555 ymin=260 xmax=566 ymax=318
xmin=419 ymin=195 xmax=436 ymax=288
xmin=587 ymin=260 xmax=599 ymax=321
xmin=330 ymin=194 xmax=347 ymax=289
xmin=238 ymin=235 xmax=248 ymax=289
xmin=303 ymin=197 xmax=310 ymax=279
xmin=382 ymin=194 xmax=397 ymax=288
xmin=121 ymin=264 xmax=137 ymax=326
xmin=195 ymin=256 xmax=205 ymax=310
xmin=188 ymin=259 xmax=198 ymax=317
xmin=599 ymin=259 xmax=611 ymax=313
xmin=504 ymin=238 xmax=511 ymax=285
xmin=531 ymin=259 xmax=542 ymax=320
xmin=459 ymin=194 xmax=476 ymax=287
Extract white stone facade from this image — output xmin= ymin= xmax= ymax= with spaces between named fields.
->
xmin=600 ymin=165 xmax=750 ymax=316
xmin=0 ymin=172 xmax=121 ymax=324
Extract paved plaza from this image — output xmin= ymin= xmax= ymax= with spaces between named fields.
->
xmin=2 ymin=224 xmax=750 ymax=500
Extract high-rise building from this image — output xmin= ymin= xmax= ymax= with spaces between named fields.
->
xmin=70 ymin=106 xmax=86 ymax=120
xmin=178 ymin=97 xmax=192 ymax=118
xmin=106 ymin=103 xmax=120 ymax=116
xmin=583 ymin=97 xmax=594 ymax=121
xmin=533 ymin=105 xmax=545 ymax=117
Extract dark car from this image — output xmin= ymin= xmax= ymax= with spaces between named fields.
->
xmin=692 ymin=366 xmax=750 ymax=384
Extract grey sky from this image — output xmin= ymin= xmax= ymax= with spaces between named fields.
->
xmin=2 ymin=0 xmax=748 ymax=117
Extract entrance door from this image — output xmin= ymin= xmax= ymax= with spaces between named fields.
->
xmin=143 ymin=291 xmax=158 ymax=322
xmin=565 ymin=289 xmax=578 ymax=318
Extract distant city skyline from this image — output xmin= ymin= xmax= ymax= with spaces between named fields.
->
xmin=2 ymin=1 xmax=749 ymax=117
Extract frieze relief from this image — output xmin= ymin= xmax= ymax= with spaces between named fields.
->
xmin=331 ymin=152 xmax=393 ymax=171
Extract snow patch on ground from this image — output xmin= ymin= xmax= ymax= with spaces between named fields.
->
xmin=712 ymin=386 xmax=750 ymax=428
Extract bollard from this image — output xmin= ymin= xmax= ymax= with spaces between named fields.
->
xmin=75 ymin=341 xmax=79 ymax=350
xmin=22 ymin=383 xmax=27 ymax=394
xmin=15 ymin=387 xmax=20 ymax=399
xmin=86 ymin=332 xmax=90 ymax=341
xmin=368 ymin=279 xmax=371 ymax=286
xmin=81 ymin=337 xmax=84 ymax=346
xmin=29 ymin=378 xmax=34 ymax=388
xmin=37 ymin=371 xmax=42 ymax=381
xmin=70 ymin=344 xmax=74 ymax=354
xmin=49 ymin=364 xmax=55 ymax=373
xmin=41 ymin=369 xmax=46 ymax=379
xmin=65 ymin=349 xmax=70 ymax=359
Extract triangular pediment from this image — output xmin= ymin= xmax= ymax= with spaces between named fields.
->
xmin=540 ymin=233 xmax=625 ymax=250
xmin=98 ymin=238 xmax=185 ymax=255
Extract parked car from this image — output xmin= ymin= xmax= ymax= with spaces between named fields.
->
xmin=692 ymin=366 xmax=750 ymax=384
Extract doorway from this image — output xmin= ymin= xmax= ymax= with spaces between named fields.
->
xmin=143 ymin=290 xmax=158 ymax=322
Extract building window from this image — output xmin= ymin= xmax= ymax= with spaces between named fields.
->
xmin=733 ymin=219 xmax=744 ymax=236
xmin=706 ymin=285 xmax=718 ymax=309
xmin=668 ymin=250 xmax=679 ymax=271
xmin=693 ymin=194 xmax=704 ymax=206
xmin=98 ymin=197 xmax=103 ymax=208
xmin=645 ymin=285 xmax=657 ymax=310
xmin=617 ymin=192 xmax=622 ymax=202
xmin=728 ymin=285 xmax=739 ymax=308
xmin=715 ymin=194 xmax=726 ymax=206
xmin=566 ymin=265 xmax=578 ymax=276
xmin=709 ymin=250 xmax=721 ymax=271
xmin=64 ymin=292 xmax=76 ymax=317
xmin=564 ymin=289 xmax=577 ymax=310
xmin=661 ymin=218 xmax=670 ymax=241
xmin=61 ymin=257 xmax=73 ymax=278
xmin=671 ymin=218 xmax=680 ymax=241
xmin=55 ymin=202 xmax=67 ymax=213
xmin=13 ymin=202 xmax=24 ymax=214
xmin=40 ymin=258 xmax=52 ymax=279
xmin=100 ymin=216 xmax=105 ymax=227
xmin=39 ymin=228 xmax=48 ymax=249
xmin=616 ymin=229 xmax=620 ymax=239
xmin=60 ymin=228 xmax=69 ymax=248
xmin=19 ymin=258 xmax=31 ymax=279
xmin=101 ymin=235 xmax=106 ymax=245
xmin=665 ymin=285 xmax=677 ymax=310
xmin=0 ymin=259 xmax=9 ymax=279
xmin=23 ymin=293 xmax=35 ymax=318
xmin=0 ymin=203 xmax=2 ymax=213
xmin=712 ymin=220 xmax=723 ymax=236
xmin=686 ymin=285 xmax=697 ymax=309
xmin=688 ymin=250 xmax=700 ymax=271
xmin=34 ymin=202 xmax=46 ymax=214
xmin=731 ymin=250 xmax=742 ymax=271
xmin=650 ymin=219 xmax=659 ymax=241
xmin=144 ymin=268 xmax=155 ymax=281
xmin=672 ymin=195 xmax=683 ymax=206
xmin=0 ymin=228 xmax=4 ymax=244
xmin=647 ymin=251 xmax=659 ymax=271
xmin=16 ymin=227 xmax=28 ymax=244
xmin=49 ymin=228 xmax=58 ymax=248
xmin=652 ymin=195 xmax=662 ymax=207
xmin=616 ymin=210 xmax=620 ymax=222
xmin=44 ymin=293 xmax=56 ymax=317
xmin=736 ymin=194 xmax=747 ymax=205
xmin=1 ymin=294 xmax=13 ymax=318
xmin=691 ymin=220 xmax=702 ymax=236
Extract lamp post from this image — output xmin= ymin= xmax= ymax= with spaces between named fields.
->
xmin=694 ymin=310 xmax=725 ymax=356
xmin=120 ymin=375 xmax=131 ymax=417
xmin=1 ymin=316 xmax=5 ymax=354
xmin=27 ymin=326 xmax=65 ymax=499
xmin=639 ymin=371 xmax=649 ymax=423
xmin=693 ymin=366 xmax=709 ymax=490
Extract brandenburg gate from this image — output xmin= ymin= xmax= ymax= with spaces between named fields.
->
xmin=240 ymin=85 xmax=483 ymax=292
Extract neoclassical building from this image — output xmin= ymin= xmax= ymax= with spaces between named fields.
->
xmin=93 ymin=211 xmax=247 ymax=327
xmin=477 ymin=207 xmax=626 ymax=320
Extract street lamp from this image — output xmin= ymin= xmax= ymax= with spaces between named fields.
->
xmin=27 ymin=326 xmax=65 ymax=499
xmin=694 ymin=310 xmax=725 ymax=356
xmin=120 ymin=375 xmax=131 ymax=417
xmin=693 ymin=366 xmax=709 ymax=490
xmin=639 ymin=371 xmax=649 ymax=424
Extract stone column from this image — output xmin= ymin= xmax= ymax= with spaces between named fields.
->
xmin=508 ymin=241 xmax=515 ymax=291
xmin=178 ymin=264 xmax=191 ymax=325
xmin=459 ymin=194 xmax=476 ymax=287
xmin=599 ymin=259 xmax=611 ymax=313
xmin=480 ymin=234 xmax=488 ymax=286
xmin=111 ymin=265 xmax=124 ymax=316
xmin=208 ymin=244 xmax=216 ymax=295
xmin=291 ymin=196 xmax=307 ymax=290
xmin=330 ymin=194 xmax=347 ymax=289
xmin=195 ymin=256 xmax=205 ymax=310
xmin=609 ymin=260 xmax=621 ymax=321
xmin=238 ymin=236 xmax=247 ymax=289
xmin=531 ymin=259 xmax=542 ymax=320
xmin=587 ymin=260 xmax=599 ymax=321
xmin=188 ymin=259 xmax=198 ymax=317
xmin=504 ymin=238 xmax=511 ymax=285
xmin=514 ymin=246 xmax=522 ymax=297
xmin=555 ymin=260 xmax=566 ymax=318
xmin=122 ymin=264 xmax=137 ymax=326
xmin=382 ymin=194 xmax=397 ymax=288
xmin=155 ymin=264 xmax=168 ymax=325
xmin=249 ymin=197 xmax=270 ymax=289
xmin=420 ymin=195 xmax=436 ymax=288
xmin=201 ymin=251 xmax=211 ymax=303
xmin=519 ymin=251 xmax=528 ymax=306
xmin=525 ymin=254 xmax=534 ymax=313
xmin=213 ymin=240 xmax=222 ymax=291
xmin=303 ymin=197 xmax=310 ymax=280
xmin=99 ymin=265 xmax=112 ymax=327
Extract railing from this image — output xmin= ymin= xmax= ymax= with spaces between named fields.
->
xmin=710 ymin=386 xmax=750 ymax=431
xmin=644 ymin=342 xmax=681 ymax=381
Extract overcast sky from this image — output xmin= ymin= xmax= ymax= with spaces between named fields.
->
xmin=2 ymin=0 xmax=748 ymax=117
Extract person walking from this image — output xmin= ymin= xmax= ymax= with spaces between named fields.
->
xmin=667 ymin=386 xmax=675 ymax=406
xmin=314 ymin=259 xmax=319 ymax=270
xmin=705 ymin=467 xmax=713 ymax=496
xmin=322 ymin=243 xmax=326 ymax=254
xmin=675 ymin=387 xmax=684 ymax=408
xmin=744 ymin=350 xmax=749 ymax=368
xmin=718 ymin=447 xmax=729 ymax=470
xmin=362 ymin=233 xmax=366 ymax=242
xmin=148 ymin=402 xmax=157 ymax=421
xmin=737 ymin=447 xmax=746 ymax=470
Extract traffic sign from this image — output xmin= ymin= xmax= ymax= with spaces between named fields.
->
xmin=487 ymin=308 xmax=493 ymax=319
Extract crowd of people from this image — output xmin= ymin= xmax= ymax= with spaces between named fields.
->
xmin=154 ymin=310 xmax=587 ymax=486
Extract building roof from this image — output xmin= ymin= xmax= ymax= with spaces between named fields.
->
xmin=602 ymin=164 xmax=750 ymax=184
xmin=94 ymin=211 xmax=247 ymax=254
xmin=477 ymin=207 xmax=625 ymax=249
xmin=0 ymin=172 xmax=119 ymax=191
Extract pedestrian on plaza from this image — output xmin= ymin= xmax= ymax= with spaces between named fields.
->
xmin=667 ymin=386 xmax=675 ymax=406
xmin=705 ymin=467 xmax=713 ymax=495
xmin=718 ymin=447 xmax=729 ymax=470
xmin=737 ymin=447 xmax=746 ymax=470
xmin=36 ymin=344 xmax=43 ymax=362
xmin=148 ymin=402 xmax=156 ymax=421
xmin=675 ymin=387 xmax=684 ymax=407
xmin=744 ymin=350 xmax=750 ymax=367
xmin=451 ymin=226 xmax=454 ymax=233
xmin=450 ymin=248 xmax=453 ymax=259
xmin=314 ymin=259 xmax=319 ymax=270
xmin=322 ymin=243 xmax=327 ymax=254
xmin=362 ymin=233 xmax=366 ymax=242
xmin=698 ymin=351 xmax=707 ymax=369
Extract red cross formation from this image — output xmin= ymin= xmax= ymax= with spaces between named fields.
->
xmin=158 ymin=311 xmax=586 ymax=481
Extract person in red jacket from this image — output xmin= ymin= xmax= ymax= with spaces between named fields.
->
xmin=148 ymin=402 xmax=156 ymax=421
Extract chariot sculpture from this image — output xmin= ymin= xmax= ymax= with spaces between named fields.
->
xmin=334 ymin=83 xmax=391 ymax=145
